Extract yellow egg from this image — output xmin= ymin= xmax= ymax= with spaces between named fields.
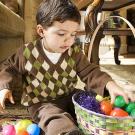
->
xmin=15 ymin=119 xmax=32 ymax=133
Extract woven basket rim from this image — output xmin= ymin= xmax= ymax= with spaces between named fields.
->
xmin=72 ymin=92 xmax=135 ymax=120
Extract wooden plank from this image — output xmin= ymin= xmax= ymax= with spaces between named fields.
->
xmin=0 ymin=2 xmax=24 ymax=37
xmin=77 ymin=28 xmax=133 ymax=36
xmin=72 ymin=0 xmax=135 ymax=10
xmin=71 ymin=0 xmax=92 ymax=9
xmin=102 ymin=0 xmax=135 ymax=11
xmin=103 ymin=28 xmax=133 ymax=36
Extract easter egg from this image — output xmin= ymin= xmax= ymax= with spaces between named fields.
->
xmin=27 ymin=123 xmax=40 ymax=135
xmin=125 ymin=102 xmax=135 ymax=113
xmin=110 ymin=108 xmax=128 ymax=117
xmin=2 ymin=125 xmax=16 ymax=135
xmin=130 ymin=109 xmax=135 ymax=117
xmin=15 ymin=119 xmax=32 ymax=133
xmin=16 ymin=130 xmax=29 ymax=135
xmin=96 ymin=95 xmax=103 ymax=102
xmin=114 ymin=96 xmax=126 ymax=108
xmin=100 ymin=100 xmax=113 ymax=115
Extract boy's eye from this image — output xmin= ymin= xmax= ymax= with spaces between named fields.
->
xmin=57 ymin=33 xmax=65 ymax=36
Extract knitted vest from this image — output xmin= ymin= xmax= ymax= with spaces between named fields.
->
xmin=21 ymin=40 xmax=80 ymax=106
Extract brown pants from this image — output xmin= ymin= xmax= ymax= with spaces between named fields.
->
xmin=27 ymin=90 xmax=82 ymax=135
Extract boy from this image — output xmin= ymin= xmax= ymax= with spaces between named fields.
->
xmin=0 ymin=0 xmax=134 ymax=135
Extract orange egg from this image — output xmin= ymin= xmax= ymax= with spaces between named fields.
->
xmin=100 ymin=100 xmax=113 ymax=115
xmin=110 ymin=108 xmax=128 ymax=117
xmin=16 ymin=130 xmax=29 ymax=135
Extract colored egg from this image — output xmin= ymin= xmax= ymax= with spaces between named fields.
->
xmin=16 ymin=130 xmax=29 ymax=135
xmin=2 ymin=125 xmax=16 ymax=135
xmin=110 ymin=108 xmax=128 ymax=117
xmin=27 ymin=123 xmax=40 ymax=135
xmin=100 ymin=100 xmax=113 ymax=115
xmin=15 ymin=119 xmax=32 ymax=133
xmin=125 ymin=102 xmax=135 ymax=113
xmin=96 ymin=95 xmax=103 ymax=102
xmin=130 ymin=109 xmax=135 ymax=117
xmin=114 ymin=96 xmax=126 ymax=108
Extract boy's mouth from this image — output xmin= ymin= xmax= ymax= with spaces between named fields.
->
xmin=60 ymin=46 xmax=69 ymax=49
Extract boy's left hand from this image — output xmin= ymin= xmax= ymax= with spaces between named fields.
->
xmin=106 ymin=81 xmax=135 ymax=104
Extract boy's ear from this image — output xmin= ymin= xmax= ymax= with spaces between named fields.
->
xmin=36 ymin=24 xmax=44 ymax=37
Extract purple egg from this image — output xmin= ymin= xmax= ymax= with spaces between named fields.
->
xmin=2 ymin=125 xmax=16 ymax=135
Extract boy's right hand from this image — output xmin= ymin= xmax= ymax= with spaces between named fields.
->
xmin=0 ymin=89 xmax=15 ymax=113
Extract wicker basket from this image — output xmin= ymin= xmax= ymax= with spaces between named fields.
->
xmin=72 ymin=92 xmax=135 ymax=135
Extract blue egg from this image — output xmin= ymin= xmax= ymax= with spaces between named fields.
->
xmin=27 ymin=124 xmax=40 ymax=135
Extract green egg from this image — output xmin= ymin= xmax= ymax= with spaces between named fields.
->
xmin=125 ymin=102 xmax=135 ymax=113
xmin=130 ymin=109 xmax=135 ymax=117
xmin=114 ymin=96 xmax=126 ymax=108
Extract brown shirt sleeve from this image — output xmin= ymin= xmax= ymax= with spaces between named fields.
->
xmin=0 ymin=46 xmax=25 ymax=90
xmin=75 ymin=49 xmax=113 ymax=96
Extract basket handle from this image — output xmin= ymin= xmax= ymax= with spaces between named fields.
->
xmin=88 ymin=16 xmax=135 ymax=61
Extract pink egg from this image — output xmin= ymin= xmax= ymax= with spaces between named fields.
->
xmin=2 ymin=125 xmax=16 ymax=135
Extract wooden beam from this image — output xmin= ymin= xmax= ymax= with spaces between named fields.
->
xmin=77 ymin=28 xmax=133 ymax=36
xmin=71 ymin=0 xmax=92 ymax=9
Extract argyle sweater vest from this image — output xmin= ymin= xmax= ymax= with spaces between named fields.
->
xmin=21 ymin=41 xmax=80 ymax=106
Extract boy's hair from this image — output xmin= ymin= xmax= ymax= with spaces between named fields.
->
xmin=36 ymin=0 xmax=81 ymax=28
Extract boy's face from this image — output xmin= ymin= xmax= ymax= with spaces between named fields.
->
xmin=37 ymin=20 xmax=80 ymax=53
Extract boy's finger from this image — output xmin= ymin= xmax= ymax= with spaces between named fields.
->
xmin=9 ymin=94 xmax=15 ymax=104
xmin=127 ymin=92 xmax=135 ymax=102
xmin=0 ymin=97 xmax=6 ymax=109
xmin=111 ymin=94 xmax=115 ymax=104
xmin=122 ymin=93 xmax=129 ymax=104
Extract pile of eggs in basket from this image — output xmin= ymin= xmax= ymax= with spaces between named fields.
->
xmin=2 ymin=119 xmax=40 ymax=135
xmin=76 ymin=92 xmax=135 ymax=117
xmin=100 ymin=95 xmax=135 ymax=117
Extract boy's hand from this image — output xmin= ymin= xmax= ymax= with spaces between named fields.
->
xmin=0 ymin=89 xmax=15 ymax=113
xmin=106 ymin=81 xmax=135 ymax=104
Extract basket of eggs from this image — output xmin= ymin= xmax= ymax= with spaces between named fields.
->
xmin=72 ymin=91 xmax=135 ymax=135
